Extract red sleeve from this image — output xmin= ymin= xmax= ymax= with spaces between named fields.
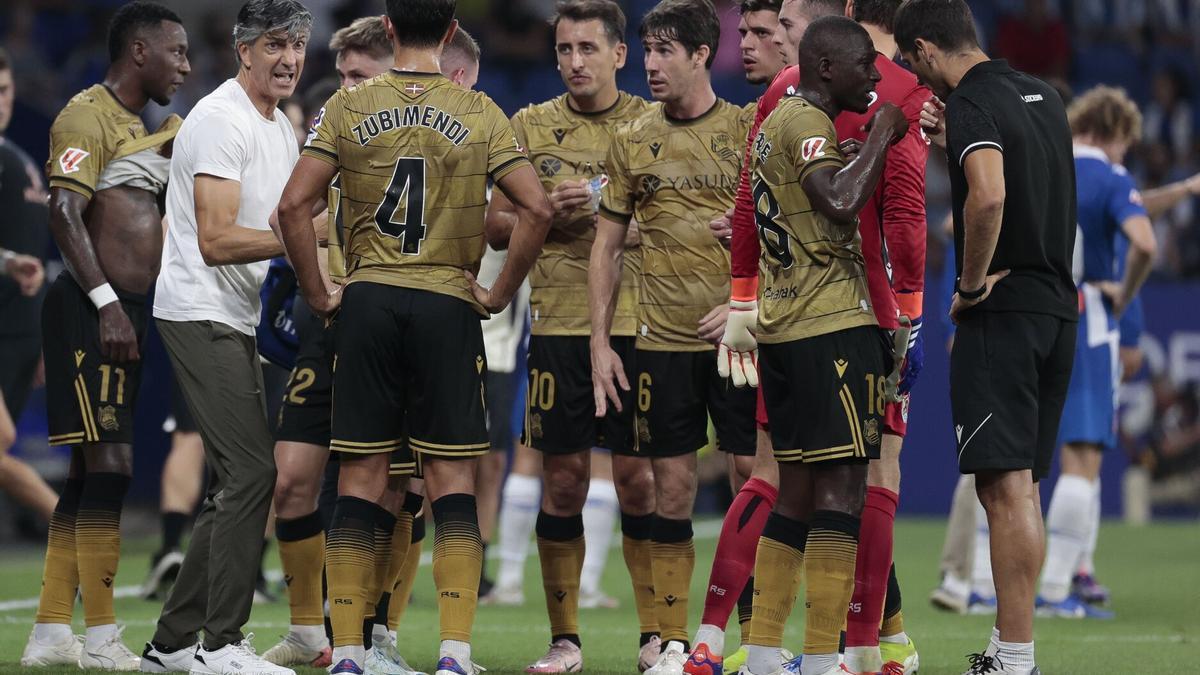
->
xmin=882 ymin=84 xmax=931 ymax=308
xmin=731 ymin=66 xmax=798 ymax=280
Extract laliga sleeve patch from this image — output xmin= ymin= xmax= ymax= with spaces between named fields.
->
xmin=58 ymin=148 xmax=90 ymax=174
xmin=305 ymin=106 xmax=326 ymax=146
xmin=801 ymin=137 xmax=827 ymax=162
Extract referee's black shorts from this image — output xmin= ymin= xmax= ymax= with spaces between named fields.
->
xmin=950 ymin=310 xmax=1076 ymax=480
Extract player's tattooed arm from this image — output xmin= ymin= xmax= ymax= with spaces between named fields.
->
xmin=278 ymin=156 xmax=341 ymax=317
xmin=801 ymin=103 xmax=908 ymax=225
xmin=48 ymin=187 xmax=140 ymax=362
xmin=470 ymin=163 xmax=553 ymax=313
xmin=588 ymin=215 xmax=630 ymax=416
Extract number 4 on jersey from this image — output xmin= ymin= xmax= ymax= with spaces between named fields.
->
xmin=374 ymin=157 xmax=428 ymax=254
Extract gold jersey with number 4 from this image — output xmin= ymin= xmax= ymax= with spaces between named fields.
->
xmin=303 ymin=71 xmax=529 ymax=312
xmin=600 ymin=99 xmax=753 ymax=351
xmin=512 ymin=92 xmax=649 ymax=337
xmin=750 ymin=96 xmax=876 ymax=344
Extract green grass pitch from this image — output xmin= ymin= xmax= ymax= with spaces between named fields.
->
xmin=0 ymin=519 xmax=1196 ymax=674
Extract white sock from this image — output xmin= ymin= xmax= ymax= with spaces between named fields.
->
xmin=581 ymin=476 xmax=618 ymax=595
xmin=84 ymin=624 xmax=117 ymax=651
xmin=1040 ymin=474 xmax=1093 ymax=602
xmin=800 ymin=652 xmax=838 ymax=675
xmin=496 ymin=472 xmax=541 ymax=590
xmin=33 ymin=623 xmax=72 ymax=644
xmin=843 ymin=646 xmax=883 ymax=672
xmin=1078 ymin=478 xmax=1101 ymax=576
xmin=693 ymin=623 xmax=724 ymax=656
xmin=880 ymin=631 xmax=907 ymax=645
xmin=971 ymin=499 xmax=995 ymax=598
xmin=995 ymin=639 xmax=1035 ymax=672
xmin=389 ymin=629 xmax=397 ymax=645
xmin=440 ymin=639 xmax=471 ymax=663
xmin=371 ymin=623 xmax=389 ymax=644
xmin=745 ymin=645 xmax=783 ymax=674
xmin=985 ymin=625 xmax=1001 ymax=657
xmin=291 ymin=624 xmax=328 ymax=647
xmin=332 ymin=645 xmax=365 ymax=666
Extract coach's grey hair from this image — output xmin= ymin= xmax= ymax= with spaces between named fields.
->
xmin=232 ymin=0 xmax=314 ymax=58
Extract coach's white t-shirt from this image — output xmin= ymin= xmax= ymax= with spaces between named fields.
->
xmin=154 ymin=78 xmax=298 ymax=335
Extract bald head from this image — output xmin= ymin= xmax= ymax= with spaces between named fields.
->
xmin=798 ymin=15 xmax=880 ymax=114
xmin=798 ymin=15 xmax=871 ymax=78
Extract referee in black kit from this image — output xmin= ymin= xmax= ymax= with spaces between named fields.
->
xmin=895 ymin=2 xmax=1076 ymax=674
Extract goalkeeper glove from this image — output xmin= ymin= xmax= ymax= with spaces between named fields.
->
xmin=718 ymin=277 xmax=759 ymax=388
xmin=896 ymin=290 xmax=924 ymax=395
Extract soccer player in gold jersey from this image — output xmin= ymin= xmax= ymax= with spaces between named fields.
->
xmin=590 ymin=1 xmax=755 ymax=673
xmin=276 ymin=1 xmax=552 ymax=672
xmin=22 ymin=3 xmax=189 ymax=670
xmin=485 ymin=1 xmax=653 ymax=672
xmin=739 ymin=16 xmax=907 ymax=675
xmin=264 ymin=18 xmax=482 ymax=674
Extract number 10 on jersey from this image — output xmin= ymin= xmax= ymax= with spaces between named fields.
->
xmin=374 ymin=157 xmax=428 ymax=255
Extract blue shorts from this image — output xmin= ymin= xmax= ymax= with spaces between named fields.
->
xmin=1058 ymin=285 xmax=1119 ymax=449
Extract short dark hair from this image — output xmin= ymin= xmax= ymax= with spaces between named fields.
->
xmin=893 ymin=0 xmax=979 ymax=55
xmin=639 ymin=0 xmax=720 ymax=69
xmin=552 ymin=0 xmax=627 ymax=45
xmin=385 ymin=0 xmax=457 ymax=49
xmin=796 ymin=0 xmax=845 ymax=18
xmin=445 ymin=25 xmax=481 ymax=65
xmin=0 ymin=47 xmax=10 ymax=73
xmin=853 ymin=0 xmax=901 ymax=32
xmin=738 ymin=0 xmax=782 ymax=14
xmin=107 ymin=1 xmax=182 ymax=63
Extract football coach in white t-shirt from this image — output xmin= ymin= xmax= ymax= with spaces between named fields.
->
xmin=145 ymin=1 xmax=313 ymax=672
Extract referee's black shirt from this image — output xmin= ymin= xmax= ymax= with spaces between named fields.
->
xmin=944 ymin=59 xmax=1077 ymax=320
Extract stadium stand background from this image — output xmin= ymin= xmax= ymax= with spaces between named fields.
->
xmin=1 ymin=0 xmax=1197 ymax=540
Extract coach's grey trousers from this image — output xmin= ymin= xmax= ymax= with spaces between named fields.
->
xmin=152 ymin=319 xmax=277 ymax=651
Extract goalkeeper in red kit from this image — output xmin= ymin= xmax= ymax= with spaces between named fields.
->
xmin=714 ymin=1 xmax=931 ymax=673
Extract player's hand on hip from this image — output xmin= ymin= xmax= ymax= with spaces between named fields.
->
xmin=464 ymin=270 xmax=508 ymax=315
xmin=312 ymin=285 xmax=343 ymax=320
xmin=549 ymin=180 xmax=591 ymax=226
xmin=919 ymin=96 xmax=946 ymax=149
xmin=717 ymin=298 xmax=759 ymax=388
xmin=709 ymin=208 xmax=733 ymax=249
xmin=591 ymin=342 xmax=629 ymax=417
xmin=1092 ymin=280 xmax=1128 ymax=317
xmin=4 ymin=253 xmax=44 ymax=296
xmin=98 ymin=303 xmax=140 ymax=362
xmin=698 ymin=303 xmax=729 ymax=345
xmin=949 ymin=269 xmax=1009 ymax=324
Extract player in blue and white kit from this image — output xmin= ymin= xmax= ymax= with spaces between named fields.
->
xmin=1037 ymin=87 xmax=1156 ymax=618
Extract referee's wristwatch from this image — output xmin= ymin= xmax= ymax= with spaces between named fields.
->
xmin=955 ymin=280 xmax=987 ymax=300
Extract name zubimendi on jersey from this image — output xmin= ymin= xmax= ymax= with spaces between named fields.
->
xmin=348 ymin=103 xmax=473 ymax=146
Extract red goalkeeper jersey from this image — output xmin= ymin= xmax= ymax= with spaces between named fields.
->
xmin=731 ymin=54 xmax=930 ymax=329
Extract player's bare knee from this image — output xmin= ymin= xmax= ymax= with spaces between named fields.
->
xmin=273 ymin=468 xmax=319 ymax=513
xmin=81 ymin=442 xmax=133 ymax=475
xmin=811 ymin=463 xmax=868 ymax=515
xmin=543 ymin=455 xmax=588 ymax=513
